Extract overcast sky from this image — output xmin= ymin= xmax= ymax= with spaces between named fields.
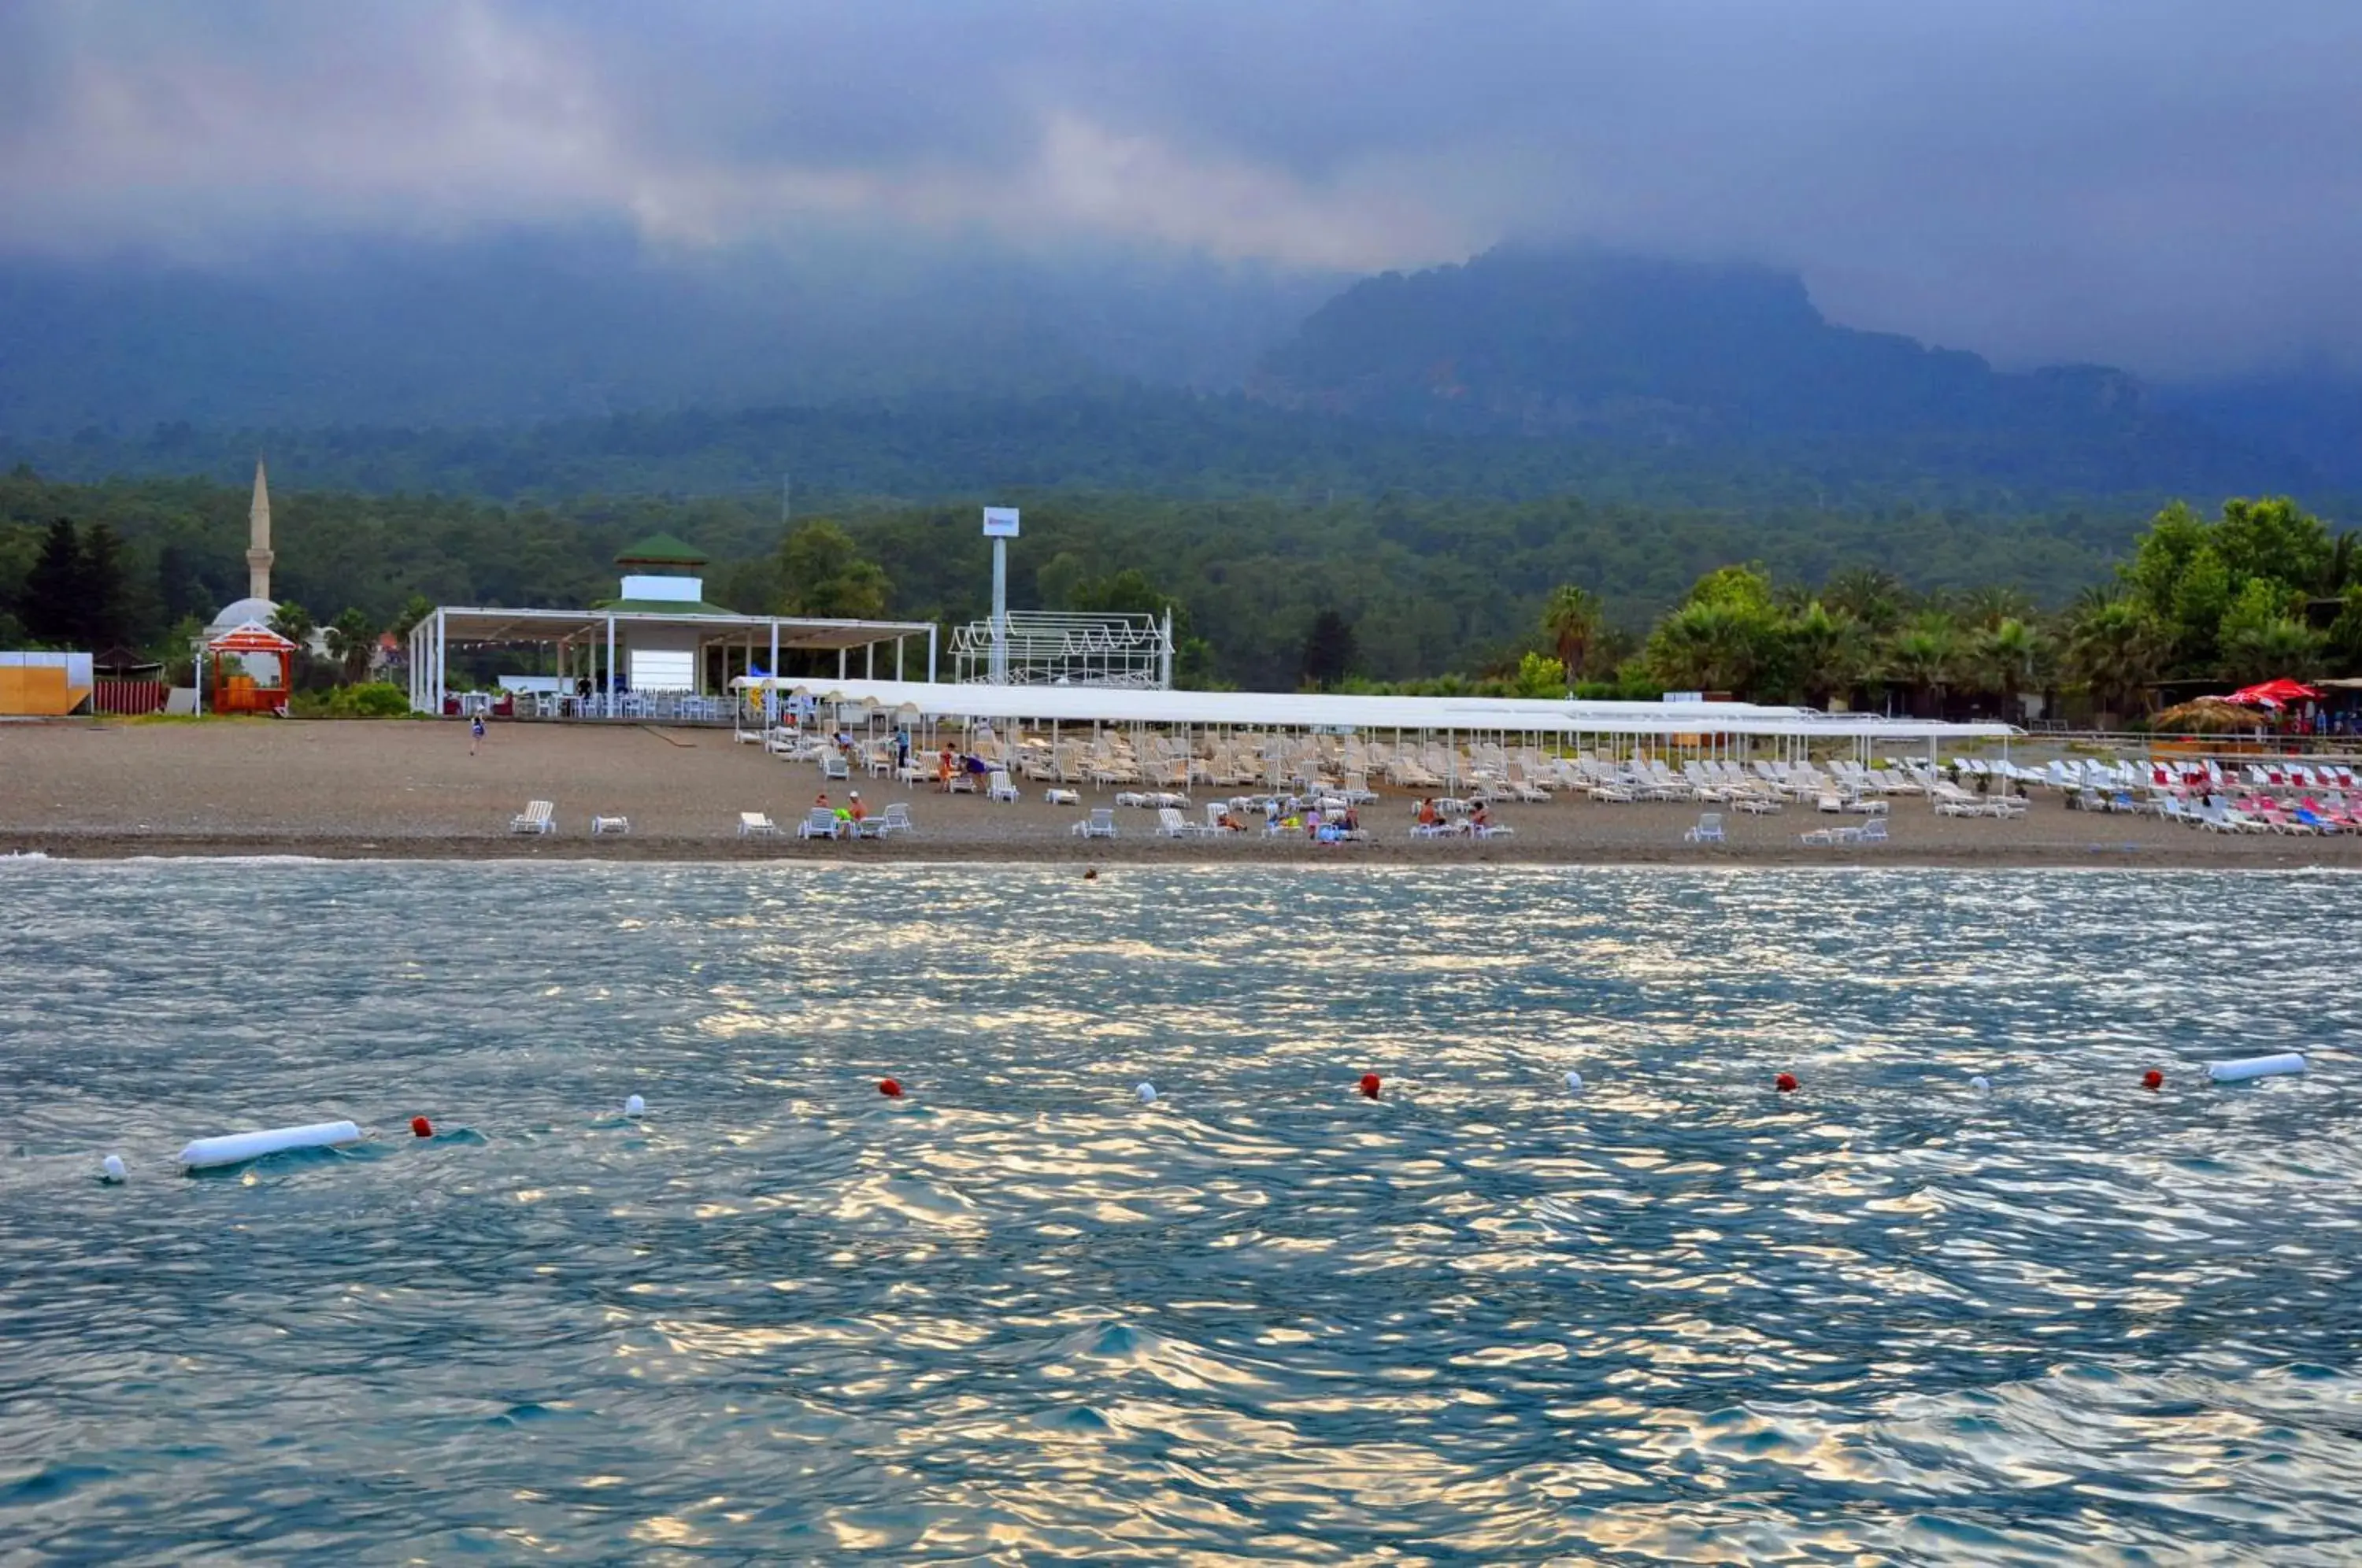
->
xmin=3 ymin=0 xmax=2356 ymax=379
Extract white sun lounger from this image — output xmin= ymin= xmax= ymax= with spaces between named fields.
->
xmin=509 ymin=800 xmax=555 ymax=834
xmin=738 ymin=812 xmax=779 ymax=837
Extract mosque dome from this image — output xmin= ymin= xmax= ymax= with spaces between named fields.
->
xmin=208 ymin=596 xmax=279 ymax=633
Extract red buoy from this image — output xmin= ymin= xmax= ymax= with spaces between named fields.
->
xmin=2142 ymin=1069 xmax=2164 ymax=1092
xmin=1775 ymin=1072 xmax=1799 ymax=1093
xmin=410 ymin=1115 xmax=433 ymax=1138
xmin=1359 ymin=1073 xmax=1382 ymax=1099
xmin=879 ymin=1078 xmax=903 ymax=1098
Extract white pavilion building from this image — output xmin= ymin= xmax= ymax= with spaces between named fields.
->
xmin=405 ymin=533 xmax=937 ymax=719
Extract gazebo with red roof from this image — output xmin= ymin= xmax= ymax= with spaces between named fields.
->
xmin=205 ymin=619 xmax=298 ymax=715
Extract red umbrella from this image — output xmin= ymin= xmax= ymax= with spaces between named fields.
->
xmin=2227 ymin=678 xmax=2322 ymax=707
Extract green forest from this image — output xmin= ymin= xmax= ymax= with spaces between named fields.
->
xmin=2 ymin=463 xmax=2356 ymax=716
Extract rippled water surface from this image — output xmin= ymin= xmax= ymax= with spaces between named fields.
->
xmin=3 ymin=861 xmax=2361 ymax=1564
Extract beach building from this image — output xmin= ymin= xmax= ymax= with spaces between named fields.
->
xmin=0 ymin=651 xmax=94 ymax=716
xmin=403 ymin=535 xmax=937 ymax=719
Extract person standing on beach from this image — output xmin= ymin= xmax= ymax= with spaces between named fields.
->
xmin=469 ymin=714 xmax=486 ymax=756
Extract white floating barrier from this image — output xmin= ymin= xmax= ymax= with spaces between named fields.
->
xmin=2206 ymin=1053 xmax=2305 ymax=1084
xmin=1564 ymin=1071 xmax=1584 ymax=1094
xmin=101 ymin=1154 xmax=127 ymax=1182
xmin=1135 ymin=1082 xmax=1157 ymax=1104
xmin=177 ymin=1120 xmax=362 ymax=1170
xmin=1970 ymin=1075 xmax=1991 ymax=1094
xmin=624 ymin=1095 xmax=646 ymax=1117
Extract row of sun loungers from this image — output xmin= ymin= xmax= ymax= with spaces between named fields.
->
xmin=509 ymin=801 xmax=913 ymax=838
xmin=509 ymin=800 xmax=635 ymax=837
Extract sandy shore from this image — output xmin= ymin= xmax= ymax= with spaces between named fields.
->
xmin=5 ymin=717 xmax=2360 ymax=868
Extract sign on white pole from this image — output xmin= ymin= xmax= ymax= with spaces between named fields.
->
xmin=982 ymin=507 xmax=1020 ymax=538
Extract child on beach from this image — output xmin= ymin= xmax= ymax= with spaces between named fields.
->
xmin=469 ymin=715 xmax=486 ymax=755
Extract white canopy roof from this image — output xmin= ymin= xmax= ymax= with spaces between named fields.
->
xmin=730 ymin=675 xmax=2017 ymax=741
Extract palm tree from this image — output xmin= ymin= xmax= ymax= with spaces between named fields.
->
xmin=1782 ymin=600 xmax=1864 ymax=708
xmin=1969 ymin=616 xmax=2045 ymax=721
xmin=1646 ymin=601 xmax=1760 ymax=694
xmin=2321 ymin=531 xmax=2357 ymax=597
xmin=1957 ymin=585 xmax=2035 ymax=632
xmin=1883 ymin=615 xmax=1960 ymax=716
xmin=324 ymin=606 xmax=376 ymax=685
xmin=268 ymin=601 xmax=316 ymax=688
xmin=2219 ymin=616 xmax=2326 ymax=685
xmin=1539 ymin=584 xmax=1605 ymax=682
xmin=2063 ymin=595 xmax=2165 ymax=725
xmin=1821 ymin=567 xmax=1908 ymax=634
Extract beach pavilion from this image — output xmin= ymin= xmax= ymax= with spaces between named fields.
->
xmin=728 ymin=675 xmax=2021 ymax=776
xmin=403 ymin=534 xmax=939 ymax=719
xmin=203 ymin=621 xmax=298 ymax=715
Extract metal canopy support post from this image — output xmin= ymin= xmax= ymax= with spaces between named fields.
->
xmin=990 ymin=536 xmax=1009 ymax=684
xmin=605 ymin=614 xmax=616 ymax=719
xmin=767 ymin=621 xmax=779 ymax=727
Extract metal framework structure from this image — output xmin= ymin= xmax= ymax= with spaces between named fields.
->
xmin=950 ymin=611 xmax=1175 ymax=689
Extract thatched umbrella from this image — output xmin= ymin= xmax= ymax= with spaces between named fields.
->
xmin=2153 ymin=696 xmax=2269 ymax=734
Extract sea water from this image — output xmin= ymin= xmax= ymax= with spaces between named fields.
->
xmin=1 ymin=860 xmax=2358 ymax=1563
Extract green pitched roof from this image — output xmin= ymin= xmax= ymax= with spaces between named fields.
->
xmin=614 ymin=532 xmax=709 ymax=568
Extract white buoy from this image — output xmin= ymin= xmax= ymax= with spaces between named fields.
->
xmin=101 ymin=1154 xmax=127 ymax=1182
xmin=1136 ymin=1082 xmax=1157 ymax=1104
xmin=1564 ymin=1071 xmax=1584 ymax=1093
xmin=624 ymin=1094 xmax=646 ymax=1116
xmin=1970 ymin=1075 xmax=1992 ymax=1094
xmin=176 ymin=1120 xmax=362 ymax=1170
xmin=2206 ymin=1052 xmax=2305 ymax=1084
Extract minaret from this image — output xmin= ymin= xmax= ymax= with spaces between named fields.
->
xmin=246 ymin=457 xmax=274 ymax=601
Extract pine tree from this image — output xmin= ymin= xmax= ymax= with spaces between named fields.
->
xmin=21 ymin=519 xmax=83 ymax=646
xmin=1299 ymin=608 xmax=1357 ymax=690
xmin=76 ymin=523 xmax=128 ymax=648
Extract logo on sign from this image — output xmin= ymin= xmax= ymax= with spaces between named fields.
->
xmin=982 ymin=507 xmax=1020 ymax=538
